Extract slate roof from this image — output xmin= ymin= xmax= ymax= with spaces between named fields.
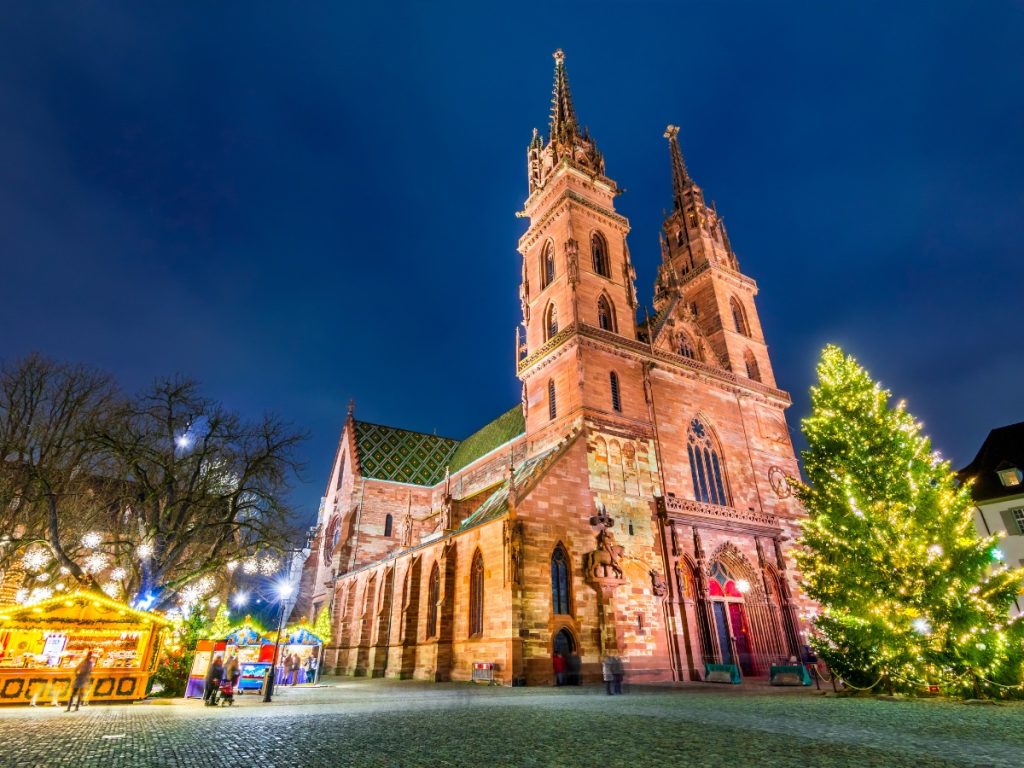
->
xmin=958 ymin=421 xmax=1024 ymax=502
xmin=352 ymin=405 xmax=525 ymax=487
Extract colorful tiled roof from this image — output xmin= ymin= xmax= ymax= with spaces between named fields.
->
xmin=353 ymin=421 xmax=459 ymax=486
xmin=448 ymin=405 xmax=525 ymax=473
xmin=458 ymin=444 xmax=561 ymax=529
xmin=352 ymin=405 xmax=525 ymax=487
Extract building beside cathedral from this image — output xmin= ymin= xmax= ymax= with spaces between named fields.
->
xmin=294 ymin=51 xmax=809 ymax=685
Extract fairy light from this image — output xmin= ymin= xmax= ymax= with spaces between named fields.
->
xmin=101 ymin=582 xmax=120 ymax=597
xmin=110 ymin=567 xmax=127 ymax=581
xmin=136 ymin=542 xmax=154 ymax=560
xmin=258 ymin=555 xmax=278 ymax=576
xmin=226 ymin=560 xmax=239 ymax=573
xmin=81 ymin=531 xmax=102 ymax=549
xmin=242 ymin=557 xmax=258 ymax=574
xmin=83 ymin=553 xmax=109 ymax=574
xmin=22 ymin=547 xmax=51 ymax=572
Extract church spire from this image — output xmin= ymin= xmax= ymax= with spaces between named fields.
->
xmin=664 ymin=125 xmax=691 ymax=211
xmin=550 ymin=49 xmax=579 ymax=143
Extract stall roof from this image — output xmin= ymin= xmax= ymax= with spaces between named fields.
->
xmin=0 ymin=591 xmax=172 ymax=629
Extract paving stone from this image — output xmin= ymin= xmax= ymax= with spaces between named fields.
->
xmin=0 ymin=678 xmax=1021 ymax=767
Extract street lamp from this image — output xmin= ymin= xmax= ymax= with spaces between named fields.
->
xmin=233 ymin=591 xmax=248 ymax=608
xmin=262 ymin=580 xmax=294 ymax=703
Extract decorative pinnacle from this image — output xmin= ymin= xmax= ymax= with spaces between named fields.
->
xmin=550 ymin=49 xmax=578 ymax=142
xmin=664 ymin=124 xmax=691 ymax=210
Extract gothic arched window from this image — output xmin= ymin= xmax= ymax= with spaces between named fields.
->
xmin=469 ymin=550 xmax=484 ymax=637
xmin=687 ymin=417 xmax=729 ymax=506
xmin=384 ymin=513 xmax=393 ymax=538
xmin=597 ymin=295 xmax=615 ymax=332
xmin=548 ymin=379 xmax=557 ymax=421
xmin=427 ymin=563 xmax=440 ymax=638
xmin=679 ymin=334 xmax=696 ymax=360
xmin=551 ymin=545 xmax=571 ymax=615
xmin=592 ymin=232 xmax=610 ymax=278
xmin=744 ymin=350 xmax=761 ymax=383
xmin=610 ymin=371 xmax=622 ymax=413
xmin=545 ymin=303 xmax=558 ymax=341
xmin=541 ymin=241 xmax=555 ymax=289
xmin=731 ymin=297 xmax=750 ymax=337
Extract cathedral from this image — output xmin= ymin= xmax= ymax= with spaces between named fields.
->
xmin=294 ymin=50 xmax=809 ymax=685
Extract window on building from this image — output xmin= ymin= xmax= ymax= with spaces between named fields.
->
xmin=541 ymin=241 xmax=555 ymax=288
xmin=545 ymin=303 xmax=558 ymax=341
xmin=597 ymin=295 xmax=615 ymax=332
xmin=679 ymin=335 xmax=696 ymax=359
xmin=384 ymin=513 xmax=393 ymax=538
xmin=592 ymin=232 xmax=610 ymax=278
xmin=336 ymin=455 xmax=346 ymax=490
xmin=550 ymin=545 xmax=571 ymax=615
xmin=427 ymin=563 xmax=440 ymax=638
xmin=744 ymin=350 xmax=761 ymax=382
xmin=998 ymin=467 xmax=1023 ymax=487
xmin=687 ymin=417 xmax=729 ymax=506
xmin=610 ymin=371 xmax=622 ymax=412
xmin=1011 ymin=507 xmax=1024 ymax=535
xmin=469 ymin=550 xmax=484 ymax=637
xmin=731 ymin=297 xmax=750 ymax=337
xmin=548 ymin=379 xmax=557 ymax=421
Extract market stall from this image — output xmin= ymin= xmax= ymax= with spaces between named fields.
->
xmin=274 ymin=624 xmax=324 ymax=685
xmin=187 ymin=619 xmax=277 ymax=697
xmin=0 ymin=591 xmax=170 ymax=706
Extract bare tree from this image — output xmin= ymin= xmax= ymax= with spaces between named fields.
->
xmin=0 ymin=354 xmax=116 ymax=594
xmin=94 ymin=377 xmax=305 ymax=611
xmin=0 ymin=355 xmax=305 ymax=612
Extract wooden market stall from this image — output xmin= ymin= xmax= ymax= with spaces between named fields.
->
xmin=186 ymin=618 xmax=276 ymax=697
xmin=274 ymin=623 xmax=324 ymax=685
xmin=0 ymin=591 xmax=170 ymax=706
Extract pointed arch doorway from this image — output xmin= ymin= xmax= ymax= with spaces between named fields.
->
xmin=708 ymin=561 xmax=756 ymax=676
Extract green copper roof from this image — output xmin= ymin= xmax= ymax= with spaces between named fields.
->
xmin=448 ymin=405 xmax=525 ymax=474
xmin=353 ymin=422 xmax=459 ymax=486
xmin=352 ymin=404 xmax=524 ymax=487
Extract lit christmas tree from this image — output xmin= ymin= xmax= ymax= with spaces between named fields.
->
xmin=208 ymin=604 xmax=232 ymax=640
xmin=312 ymin=605 xmax=333 ymax=646
xmin=795 ymin=345 xmax=1024 ymax=695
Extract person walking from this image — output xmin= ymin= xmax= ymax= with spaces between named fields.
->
xmin=289 ymin=653 xmax=302 ymax=685
xmin=602 ymin=655 xmax=614 ymax=695
xmin=66 ymin=652 xmax=94 ymax=711
xmin=204 ymin=655 xmax=225 ymax=706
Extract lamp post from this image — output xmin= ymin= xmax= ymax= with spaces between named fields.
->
xmin=262 ymin=581 xmax=294 ymax=703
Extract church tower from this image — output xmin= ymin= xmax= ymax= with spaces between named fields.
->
xmin=653 ymin=126 xmax=776 ymax=388
xmin=517 ymin=51 xmax=642 ymax=443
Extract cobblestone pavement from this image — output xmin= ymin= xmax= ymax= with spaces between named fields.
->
xmin=1 ymin=679 xmax=1022 ymax=768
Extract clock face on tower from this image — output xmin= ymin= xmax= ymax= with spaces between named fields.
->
xmin=768 ymin=466 xmax=792 ymax=499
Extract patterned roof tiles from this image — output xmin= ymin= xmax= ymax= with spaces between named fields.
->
xmin=353 ymin=421 xmax=459 ymax=486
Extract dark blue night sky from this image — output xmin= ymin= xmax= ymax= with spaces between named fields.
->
xmin=2 ymin=3 xmax=1022 ymax=524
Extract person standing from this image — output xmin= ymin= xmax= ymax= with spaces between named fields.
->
xmin=204 ymin=655 xmax=224 ymax=706
xmin=66 ymin=652 xmax=94 ymax=712
xmin=224 ymin=654 xmax=240 ymax=691
xmin=552 ymin=652 xmax=567 ymax=686
xmin=611 ymin=655 xmax=624 ymax=695
xmin=289 ymin=653 xmax=301 ymax=685
xmin=602 ymin=655 xmax=614 ymax=695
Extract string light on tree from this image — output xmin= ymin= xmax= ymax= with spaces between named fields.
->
xmin=794 ymin=345 xmax=1024 ymax=696
xmin=22 ymin=547 xmax=51 ymax=572
xmin=81 ymin=531 xmax=102 ymax=549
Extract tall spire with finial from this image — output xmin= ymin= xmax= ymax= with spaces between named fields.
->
xmin=550 ymin=49 xmax=579 ymax=144
xmin=664 ymin=125 xmax=691 ymax=211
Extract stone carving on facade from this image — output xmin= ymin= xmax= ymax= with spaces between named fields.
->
xmin=585 ymin=508 xmax=625 ymax=582
xmin=650 ymin=569 xmax=668 ymax=598
xmin=504 ymin=518 xmax=524 ymax=586
xmin=565 ymin=238 xmax=579 ymax=286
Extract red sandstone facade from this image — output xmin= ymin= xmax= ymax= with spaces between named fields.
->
xmin=295 ymin=51 xmax=809 ymax=685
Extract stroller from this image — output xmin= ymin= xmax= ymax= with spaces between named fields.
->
xmin=218 ymin=679 xmax=235 ymax=706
